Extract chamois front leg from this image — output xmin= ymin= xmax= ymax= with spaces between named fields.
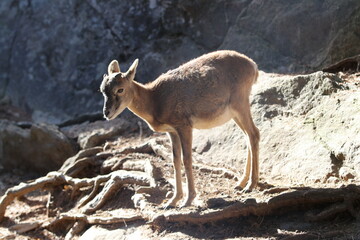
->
xmin=163 ymin=132 xmax=184 ymax=208
xmin=177 ymin=127 xmax=196 ymax=207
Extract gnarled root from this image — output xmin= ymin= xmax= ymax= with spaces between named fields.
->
xmin=44 ymin=210 xmax=144 ymax=240
xmin=81 ymin=171 xmax=150 ymax=214
xmin=0 ymin=170 xmax=152 ymax=222
xmin=150 ymin=185 xmax=360 ymax=228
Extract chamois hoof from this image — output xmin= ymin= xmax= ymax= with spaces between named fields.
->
xmin=179 ymin=193 xmax=196 ymax=208
xmin=162 ymin=193 xmax=183 ymax=209
xmin=235 ymin=177 xmax=249 ymax=189
xmin=235 ymin=183 xmax=247 ymax=191
xmin=237 ymin=182 xmax=258 ymax=193
xmin=179 ymin=200 xmax=192 ymax=208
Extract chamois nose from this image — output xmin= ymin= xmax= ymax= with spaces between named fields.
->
xmin=104 ymin=109 xmax=110 ymax=117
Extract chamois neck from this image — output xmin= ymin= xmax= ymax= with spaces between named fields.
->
xmin=128 ymin=81 xmax=154 ymax=121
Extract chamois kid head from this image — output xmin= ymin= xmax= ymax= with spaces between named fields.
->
xmin=100 ymin=59 xmax=138 ymax=120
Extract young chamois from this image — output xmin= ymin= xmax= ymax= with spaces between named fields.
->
xmin=100 ymin=50 xmax=260 ymax=208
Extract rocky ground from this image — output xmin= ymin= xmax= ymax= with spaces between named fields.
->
xmin=0 ymin=71 xmax=359 ymax=239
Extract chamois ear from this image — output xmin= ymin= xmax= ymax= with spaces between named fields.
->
xmin=108 ymin=60 xmax=121 ymax=74
xmin=126 ymin=59 xmax=139 ymax=80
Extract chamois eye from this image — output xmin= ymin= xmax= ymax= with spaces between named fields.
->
xmin=117 ymin=88 xmax=124 ymax=94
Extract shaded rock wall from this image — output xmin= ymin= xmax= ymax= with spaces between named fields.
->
xmin=0 ymin=0 xmax=359 ymax=123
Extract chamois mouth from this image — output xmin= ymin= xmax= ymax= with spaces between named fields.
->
xmin=104 ymin=113 xmax=115 ymax=121
xmin=103 ymin=110 xmax=114 ymax=121
xmin=104 ymin=103 xmax=126 ymax=121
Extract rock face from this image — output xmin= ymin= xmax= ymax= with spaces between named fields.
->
xmin=61 ymin=118 xmax=134 ymax=149
xmin=1 ymin=0 xmax=359 ymax=123
xmin=0 ymin=120 xmax=77 ymax=174
xmin=193 ymin=71 xmax=360 ymax=185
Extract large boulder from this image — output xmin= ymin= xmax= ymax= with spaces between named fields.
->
xmin=0 ymin=120 xmax=77 ymax=174
xmin=0 ymin=0 xmax=359 ymax=123
xmin=61 ymin=118 xmax=135 ymax=149
xmin=193 ymin=71 xmax=360 ymax=185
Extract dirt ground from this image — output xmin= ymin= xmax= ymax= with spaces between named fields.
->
xmin=0 ymin=129 xmax=359 ymax=239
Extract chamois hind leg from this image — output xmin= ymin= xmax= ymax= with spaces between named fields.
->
xmin=177 ymin=127 xmax=196 ymax=207
xmin=163 ymin=132 xmax=184 ymax=208
xmin=233 ymin=104 xmax=260 ymax=192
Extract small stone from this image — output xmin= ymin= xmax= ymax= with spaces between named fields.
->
xmin=195 ymin=139 xmax=211 ymax=154
xmin=62 ymin=118 xmax=132 ymax=149
xmin=327 ymin=176 xmax=340 ymax=184
xmin=339 ymin=167 xmax=356 ymax=181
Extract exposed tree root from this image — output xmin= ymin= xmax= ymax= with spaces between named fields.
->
xmin=0 ymin=170 xmax=152 ymax=222
xmin=0 ymin=172 xmax=65 ymax=222
xmin=81 ymin=171 xmax=150 ymax=214
xmin=60 ymin=146 xmax=108 ymax=177
xmin=306 ymin=193 xmax=360 ymax=221
xmin=150 ymin=185 xmax=360 ymax=227
xmin=262 ymin=186 xmax=310 ymax=194
xmin=44 ymin=211 xmax=144 ymax=240
xmin=65 ymin=220 xmax=87 ymax=240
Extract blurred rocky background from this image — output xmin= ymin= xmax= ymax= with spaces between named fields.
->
xmin=1 ymin=0 xmax=359 ymax=123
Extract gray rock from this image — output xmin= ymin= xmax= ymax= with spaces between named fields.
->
xmin=193 ymin=71 xmax=360 ymax=185
xmin=79 ymin=224 xmax=154 ymax=240
xmin=221 ymin=0 xmax=360 ymax=72
xmin=61 ymin=118 xmax=135 ymax=149
xmin=0 ymin=120 xmax=77 ymax=174
xmin=339 ymin=167 xmax=356 ymax=181
xmin=1 ymin=0 xmax=359 ymax=123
